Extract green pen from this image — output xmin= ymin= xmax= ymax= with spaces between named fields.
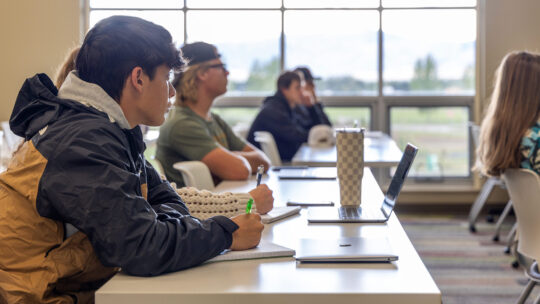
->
xmin=246 ymin=198 xmax=254 ymax=214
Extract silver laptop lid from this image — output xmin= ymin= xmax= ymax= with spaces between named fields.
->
xmin=381 ymin=144 xmax=418 ymax=218
xmin=296 ymin=237 xmax=398 ymax=262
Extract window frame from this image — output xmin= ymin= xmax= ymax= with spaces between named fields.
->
xmin=86 ymin=0 xmax=480 ymax=184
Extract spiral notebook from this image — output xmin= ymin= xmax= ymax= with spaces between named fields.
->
xmin=207 ymin=241 xmax=295 ymax=263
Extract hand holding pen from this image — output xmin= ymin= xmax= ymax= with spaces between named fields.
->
xmin=246 ymin=165 xmax=266 ymax=213
xmin=247 ymin=165 xmax=274 ymax=214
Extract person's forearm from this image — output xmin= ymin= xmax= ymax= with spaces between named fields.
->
xmin=233 ymin=151 xmax=270 ymax=173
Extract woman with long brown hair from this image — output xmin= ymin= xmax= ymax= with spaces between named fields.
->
xmin=477 ymin=51 xmax=540 ymax=176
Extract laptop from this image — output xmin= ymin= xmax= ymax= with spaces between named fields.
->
xmin=307 ymin=143 xmax=418 ymax=223
xmin=295 ymin=237 xmax=398 ymax=263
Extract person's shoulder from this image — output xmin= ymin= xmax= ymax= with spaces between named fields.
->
xmin=524 ymin=120 xmax=540 ymax=139
xmin=35 ymin=111 xmax=128 ymax=159
xmin=210 ymin=112 xmax=229 ymax=126
xmin=166 ymin=107 xmax=206 ymax=129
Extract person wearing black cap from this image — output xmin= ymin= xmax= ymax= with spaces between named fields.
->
xmin=156 ymin=42 xmax=271 ymax=187
xmin=293 ymin=66 xmax=332 ymax=130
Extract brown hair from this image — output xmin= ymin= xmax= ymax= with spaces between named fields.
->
xmin=172 ymin=62 xmax=209 ymax=105
xmin=476 ymin=51 xmax=540 ymax=176
xmin=277 ymin=71 xmax=301 ymax=91
xmin=55 ymin=46 xmax=80 ymax=88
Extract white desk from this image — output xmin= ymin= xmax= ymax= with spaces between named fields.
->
xmin=292 ymin=134 xmax=402 ymax=168
xmin=96 ymin=169 xmax=440 ymax=304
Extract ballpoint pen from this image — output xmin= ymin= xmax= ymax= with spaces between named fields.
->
xmin=246 ymin=165 xmax=265 ymax=214
xmin=256 ymin=164 xmax=264 ymax=186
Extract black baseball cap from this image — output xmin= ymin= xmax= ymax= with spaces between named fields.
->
xmin=294 ymin=66 xmax=321 ymax=82
xmin=181 ymin=42 xmax=220 ymax=66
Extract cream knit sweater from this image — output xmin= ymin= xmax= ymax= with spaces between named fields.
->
xmin=175 ymin=187 xmax=255 ymax=220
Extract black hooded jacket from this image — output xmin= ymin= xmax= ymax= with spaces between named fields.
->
xmin=3 ymin=73 xmax=238 ymax=278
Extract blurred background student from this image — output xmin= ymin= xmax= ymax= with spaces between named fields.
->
xmin=476 ymin=51 xmax=540 ymax=177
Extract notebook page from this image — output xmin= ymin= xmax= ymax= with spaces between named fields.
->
xmin=261 ymin=206 xmax=301 ymax=224
xmin=207 ymin=241 xmax=295 ymax=263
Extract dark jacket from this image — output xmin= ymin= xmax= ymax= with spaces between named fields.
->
xmin=294 ymin=102 xmax=332 ymax=130
xmin=0 ymin=73 xmax=238 ymax=304
xmin=247 ymin=91 xmax=320 ymax=161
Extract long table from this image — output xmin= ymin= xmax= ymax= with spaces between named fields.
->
xmin=292 ymin=133 xmax=402 ymax=168
xmin=96 ymin=169 xmax=440 ymax=304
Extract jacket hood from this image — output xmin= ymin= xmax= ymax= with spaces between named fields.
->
xmin=58 ymin=71 xmax=130 ymax=129
xmin=10 ymin=72 xmax=131 ymax=140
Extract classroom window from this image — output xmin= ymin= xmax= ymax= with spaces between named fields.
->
xmin=186 ymin=10 xmax=281 ymax=96
xmin=390 ymin=106 xmax=470 ymax=178
xmin=88 ymin=0 xmax=477 ymax=181
xmin=284 ymin=11 xmax=379 ymax=96
xmin=382 ymin=9 xmax=476 ymax=95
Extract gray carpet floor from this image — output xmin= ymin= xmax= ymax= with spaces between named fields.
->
xmin=400 ymin=212 xmax=539 ymax=304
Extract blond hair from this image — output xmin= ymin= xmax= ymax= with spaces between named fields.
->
xmin=55 ymin=46 xmax=80 ymax=88
xmin=476 ymin=51 xmax=540 ymax=176
xmin=172 ymin=62 xmax=209 ymax=106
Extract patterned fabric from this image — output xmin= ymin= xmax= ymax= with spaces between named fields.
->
xmin=176 ymin=187 xmax=255 ymax=220
xmin=336 ymin=129 xmax=364 ymax=205
xmin=520 ymin=120 xmax=540 ymax=174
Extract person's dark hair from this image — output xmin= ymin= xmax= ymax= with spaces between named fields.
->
xmin=277 ymin=71 xmax=300 ymax=91
xmin=76 ymin=15 xmax=184 ymax=101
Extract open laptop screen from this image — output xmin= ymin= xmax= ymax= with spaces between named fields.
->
xmin=381 ymin=144 xmax=418 ymax=217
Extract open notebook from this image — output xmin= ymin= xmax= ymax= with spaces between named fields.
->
xmin=207 ymin=241 xmax=295 ymax=263
xmin=261 ymin=206 xmax=301 ymax=224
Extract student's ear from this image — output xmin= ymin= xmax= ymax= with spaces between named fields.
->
xmin=196 ymin=68 xmax=209 ymax=82
xmin=129 ymin=67 xmax=145 ymax=93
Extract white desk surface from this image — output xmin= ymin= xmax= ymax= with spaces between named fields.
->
xmin=292 ymin=134 xmax=402 ymax=168
xmin=96 ymin=169 xmax=440 ymax=304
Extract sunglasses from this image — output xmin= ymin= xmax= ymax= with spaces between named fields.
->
xmin=207 ymin=63 xmax=228 ymax=72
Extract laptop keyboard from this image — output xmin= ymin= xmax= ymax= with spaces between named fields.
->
xmin=338 ymin=207 xmax=361 ymax=219
xmin=338 ymin=206 xmax=379 ymax=220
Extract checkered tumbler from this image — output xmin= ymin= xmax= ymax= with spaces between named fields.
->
xmin=336 ymin=128 xmax=364 ymax=206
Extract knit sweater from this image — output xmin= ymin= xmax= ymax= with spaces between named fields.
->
xmin=175 ymin=187 xmax=255 ymax=219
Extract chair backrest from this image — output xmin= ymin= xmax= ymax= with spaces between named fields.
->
xmin=502 ymin=169 xmax=540 ymax=261
xmin=173 ymin=161 xmax=214 ymax=190
xmin=254 ymin=131 xmax=282 ymax=166
xmin=468 ymin=121 xmax=480 ymax=149
xmin=1 ymin=121 xmax=22 ymax=153
xmin=232 ymin=123 xmax=250 ymax=139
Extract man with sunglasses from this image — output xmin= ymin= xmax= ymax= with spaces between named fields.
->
xmin=157 ymin=42 xmax=271 ymax=187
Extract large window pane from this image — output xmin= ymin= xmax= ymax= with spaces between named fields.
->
xmin=383 ymin=0 xmax=476 ymax=8
xmin=90 ymin=0 xmax=182 ymax=9
xmin=285 ymin=11 xmax=379 ymax=96
xmin=187 ymin=11 xmax=281 ymax=97
xmin=285 ymin=0 xmax=378 ymax=8
xmin=325 ymin=107 xmax=371 ymax=129
xmin=187 ymin=0 xmax=280 ymax=8
xmin=390 ymin=107 xmax=469 ymax=177
xmin=383 ymin=9 xmax=476 ymax=95
xmin=89 ymin=10 xmax=184 ymax=46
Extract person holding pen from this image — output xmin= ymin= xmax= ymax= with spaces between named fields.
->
xmin=0 ymin=16 xmax=266 ymax=303
xmin=51 ymin=44 xmax=274 ymax=218
xmin=246 ymin=165 xmax=265 ymax=214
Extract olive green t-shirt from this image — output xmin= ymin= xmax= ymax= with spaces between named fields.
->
xmin=156 ymin=106 xmax=247 ymax=186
